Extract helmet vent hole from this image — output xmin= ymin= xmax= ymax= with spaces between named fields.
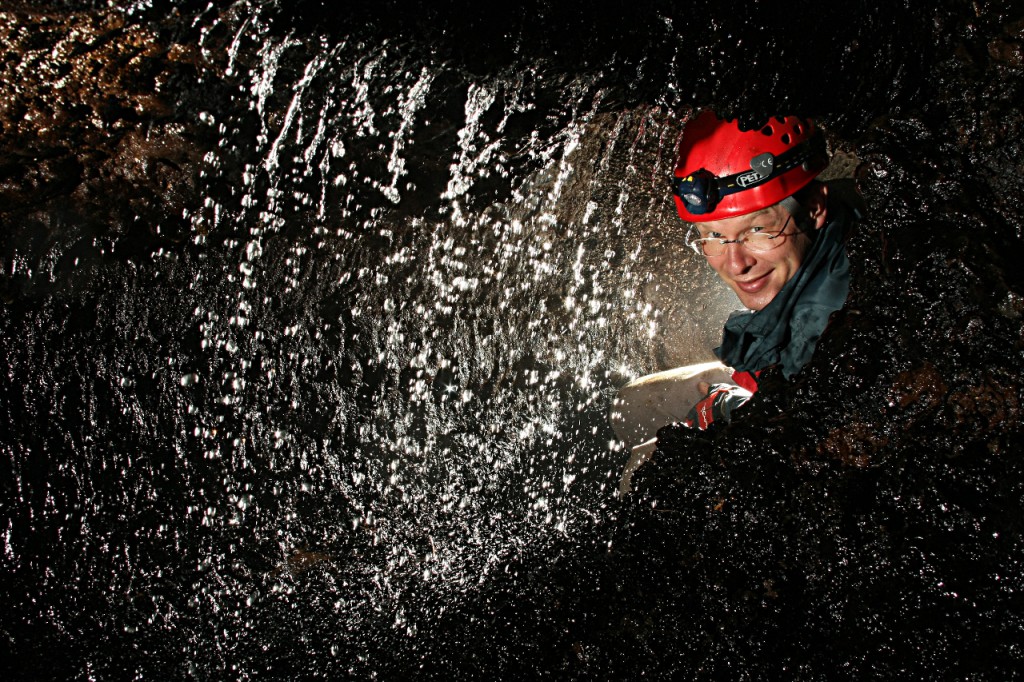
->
xmin=794 ymin=123 xmax=804 ymax=134
xmin=781 ymin=133 xmax=792 ymax=145
xmin=761 ymin=125 xmax=774 ymax=136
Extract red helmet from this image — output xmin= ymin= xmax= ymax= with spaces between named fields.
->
xmin=672 ymin=110 xmax=828 ymax=222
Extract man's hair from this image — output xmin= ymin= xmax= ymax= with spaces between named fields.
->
xmin=789 ymin=180 xmax=826 ymax=234
xmin=792 ymin=179 xmax=824 ymax=207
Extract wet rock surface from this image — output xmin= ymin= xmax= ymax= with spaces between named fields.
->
xmin=0 ymin=4 xmax=225 ymax=301
xmin=2 ymin=1 xmax=1024 ymax=679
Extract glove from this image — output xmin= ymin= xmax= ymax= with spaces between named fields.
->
xmin=685 ymin=383 xmax=754 ymax=430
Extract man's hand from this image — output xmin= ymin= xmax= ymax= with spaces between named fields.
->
xmin=685 ymin=382 xmax=754 ymax=430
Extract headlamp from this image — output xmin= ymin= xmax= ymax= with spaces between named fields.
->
xmin=673 ymin=169 xmax=718 ymax=215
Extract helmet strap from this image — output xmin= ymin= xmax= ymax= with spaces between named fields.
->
xmin=780 ymin=194 xmax=821 ymax=238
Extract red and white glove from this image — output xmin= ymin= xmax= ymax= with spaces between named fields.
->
xmin=685 ymin=383 xmax=754 ymax=430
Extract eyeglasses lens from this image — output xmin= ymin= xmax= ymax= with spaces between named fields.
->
xmin=695 ymin=230 xmax=782 ymax=257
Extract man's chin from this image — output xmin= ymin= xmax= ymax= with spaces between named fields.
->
xmin=735 ymin=287 xmax=779 ymax=312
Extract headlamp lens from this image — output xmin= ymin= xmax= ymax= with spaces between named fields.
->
xmin=673 ymin=168 xmax=718 ymax=215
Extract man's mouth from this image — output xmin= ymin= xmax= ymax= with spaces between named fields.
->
xmin=735 ymin=272 xmax=770 ymax=294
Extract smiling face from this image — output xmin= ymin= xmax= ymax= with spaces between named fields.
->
xmin=697 ymin=187 xmax=829 ymax=311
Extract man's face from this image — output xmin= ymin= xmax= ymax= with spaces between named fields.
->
xmin=697 ymin=204 xmax=816 ymax=311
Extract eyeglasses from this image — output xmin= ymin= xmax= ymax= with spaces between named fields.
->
xmin=686 ymin=215 xmax=797 ymax=257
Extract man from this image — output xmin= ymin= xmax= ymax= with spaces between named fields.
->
xmin=611 ymin=110 xmax=856 ymax=492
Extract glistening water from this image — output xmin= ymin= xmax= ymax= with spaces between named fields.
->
xmin=3 ymin=1 xmax=1024 ymax=679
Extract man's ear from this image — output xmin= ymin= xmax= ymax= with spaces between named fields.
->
xmin=807 ymin=183 xmax=829 ymax=229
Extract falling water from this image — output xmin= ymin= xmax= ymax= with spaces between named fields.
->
xmin=175 ymin=10 xmax=738 ymax=657
xmin=1 ymin=1 xmax=737 ymax=676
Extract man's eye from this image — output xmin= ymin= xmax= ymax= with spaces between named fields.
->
xmin=706 ymin=232 xmax=723 ymax=239
xmin=749 ymin=226 xmax=766 ymax=234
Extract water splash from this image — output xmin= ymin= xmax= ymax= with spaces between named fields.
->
xmin=189 ymin=8 xmax=737 ymax=667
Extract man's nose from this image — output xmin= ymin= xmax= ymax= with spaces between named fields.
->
xmin=722 ymin=241 xmax=755 ymax=273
